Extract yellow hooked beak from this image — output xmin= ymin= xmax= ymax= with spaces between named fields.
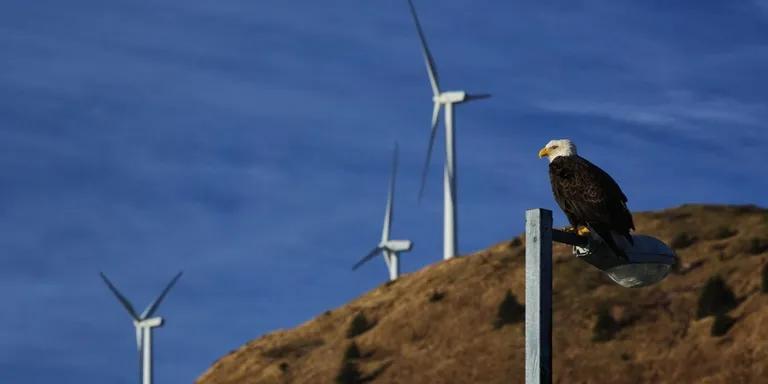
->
xmin=538 ymin=147 xmax=549 ymax=158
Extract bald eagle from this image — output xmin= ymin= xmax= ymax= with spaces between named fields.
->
xmin=538 ymin=139 xmax=634 ymax=260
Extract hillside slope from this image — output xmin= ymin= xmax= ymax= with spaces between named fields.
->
xmin=197 ymin=205 xmax=768 ymax=384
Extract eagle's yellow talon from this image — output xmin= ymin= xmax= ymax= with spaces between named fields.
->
xmin=577 ymin=226 xmax=591 ymax=236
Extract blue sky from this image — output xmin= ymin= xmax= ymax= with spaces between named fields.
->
xmin=2 ymin=0 xmax=767 ymax=382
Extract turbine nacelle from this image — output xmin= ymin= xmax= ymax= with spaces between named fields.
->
xmin=134 ymin=317 xmax=164 ymax=329
xmin=433 ymin=91 xmax=466 ymax=104
xmin=434 ymin=91 xmax=491 ymax=104
xmin=380 ymin=240 xmax=413 ymax=253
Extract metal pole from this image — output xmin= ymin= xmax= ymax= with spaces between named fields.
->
xmin=525 ymin=209 xmax=553 ymax=384
xmin=443 ymin=102 xmax=457 ymax=260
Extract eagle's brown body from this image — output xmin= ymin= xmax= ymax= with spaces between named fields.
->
xmin=548 ymin=154 xmax=634 ymax=258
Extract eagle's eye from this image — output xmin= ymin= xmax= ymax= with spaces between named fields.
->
xmin=551 ymin=145 xmax=559 ymax=150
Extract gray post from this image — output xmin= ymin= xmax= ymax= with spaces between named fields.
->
xmin=525 ymin=209 xmax=553 ymax=384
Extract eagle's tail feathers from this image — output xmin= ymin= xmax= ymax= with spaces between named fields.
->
xmin=625 ymin=233 xmax=634 ymax=246
xmin=590 ymin=225 xmax=629 ymax=261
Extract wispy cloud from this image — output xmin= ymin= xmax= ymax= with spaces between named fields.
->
xmin=536 ymin=93 xmax=767 ymax=133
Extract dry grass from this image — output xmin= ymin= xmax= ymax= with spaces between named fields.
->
xmin=197 ymin=204 xmax=768 ymax=384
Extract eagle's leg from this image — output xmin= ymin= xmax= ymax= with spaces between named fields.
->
xmin=577 ymin=226 xmax=591 ymax=236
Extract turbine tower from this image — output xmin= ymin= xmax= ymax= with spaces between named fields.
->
xmin=100 ymin=271 xmax=182 ymax=384
xmin=352 ymin=143 xmax=413 ymax=281
xmin=407 ymin=0 xmax=490 ymax=260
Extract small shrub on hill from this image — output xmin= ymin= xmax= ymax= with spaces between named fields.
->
xmin=620 ymin=353 xmax=631 ymax=361
xmin=261 ymin=339 xmax=324 ymax=359
xmin=712 ymin=226 xmax=738 ymax=240
xmin=428 ymin=290 xmax=445 ymax=303
xmin=592 ymin=307 xmax=620 ymax=342
xmin=696 ymin=276 xmax=737 ymax=319
xmin=346 ymin=312 xmax=373 ymax=338
xmin=711 ymin=314 xmax=736 ymax=337
xmin=761 ymin=264 xmax=768 ymax=294
xmin=335 ymin=361 xmax=363 ymax=384
xmin=494 ymin=290 xmax=525 ymax=329
xmin=747 ymin=237 xmax=768 ymax=255
xmin=343 ymin=342 xmax=361 ymax=360
xmin=670 ymin=232 xmax=697 ymax=250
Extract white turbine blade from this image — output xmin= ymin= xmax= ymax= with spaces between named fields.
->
xmin=406 ymin=0 xmax=440 ymax=96
xmin=466 ymin=93 xmax=491 ymax=101
xmin=430 ymin=100 xmax=441 ymax=132
xmin=417 ymin=102 xmax=441 ymax=203
xmin=382 ymin=249 xmax=392 ymax=270
xmin=100 ymin=272 xmax=140 ymax=320
xmin=140 ymin=271 xmax=183 ymax=319
xmin=382 ymin=143 xmax=399 ymax=243
xmin=135 ymin=326 xmax=142 ymax=351
xmin=352 ymin=246 xmax=383 ymax=270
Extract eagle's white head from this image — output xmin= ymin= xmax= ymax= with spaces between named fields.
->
xmin=538 ymin=139 xmax=577 ymax=163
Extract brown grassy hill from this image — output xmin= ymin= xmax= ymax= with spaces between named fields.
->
xmin=197 ymin=204 xmax=768 ymax=384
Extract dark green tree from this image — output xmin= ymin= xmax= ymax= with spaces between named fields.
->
xmin=428 ymin=290 xmax=445 ymax=303
xmin=670 ymin=232 xmax=696 ymax=249
xmin=494 ymin=290 xmax=525 ymax=329
xmin=346 ymin=312 xmax=372 ymax=338
xmin=696 ymin=276 xmax=737 ymax=319
xmin=592 ymin=307 xmax=620 ymax=342
xmin=335 ymin=361 xmax=362 ymax=384
xmin=343 ymin=342 xmax=361 ymax=360
xmin=711 ymin=314 xmax=736 ymax=337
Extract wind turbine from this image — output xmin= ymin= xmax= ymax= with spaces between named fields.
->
xmin=352 ymin=143 xmax=413 ymax=281
xmin=100 ymin=271 xmax=182 ymax=384
xmin=407 ymin=0 xmax=490 ymax=260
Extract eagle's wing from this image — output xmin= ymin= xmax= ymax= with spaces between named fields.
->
xmin=551 ymin=156 xmax=634 ymax=232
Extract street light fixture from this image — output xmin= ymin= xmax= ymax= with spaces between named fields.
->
xmin=524 ymin=208 xmax=677 ymax=384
